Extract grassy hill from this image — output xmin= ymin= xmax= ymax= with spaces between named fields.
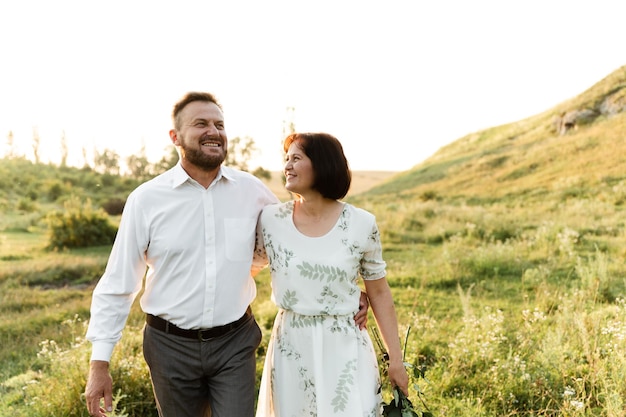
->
xmin=2 ymin=65 xmax=626 ymax=416
xmin=365 ymin=65 xmax=626 ymax=203
xmin=265 ymin=170 xmax=397 ymax=201
xmin=344 ymin=65 xmax=626 ymax=415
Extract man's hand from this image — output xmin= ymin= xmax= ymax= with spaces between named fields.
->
xmin=354 ymin=291 xmax=370 ymax=330
xmin=85 ymin=360 xmax=113 ymax=417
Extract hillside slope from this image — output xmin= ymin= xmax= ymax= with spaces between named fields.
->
xmin=265 ymin=170 xmax=397 ymax=201
xmin=366 ymin=65 xmax=626 ymax=202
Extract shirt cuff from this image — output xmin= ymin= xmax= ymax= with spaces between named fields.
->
xmin=90 ymin=341 xmax=116 ymax=362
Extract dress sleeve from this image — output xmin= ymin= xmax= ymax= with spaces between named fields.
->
xmin=359 ymin=220 xmax=387 ymax=280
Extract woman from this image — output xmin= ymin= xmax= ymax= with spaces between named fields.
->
xmin=255 ymin=132 xmax=408 ymax=416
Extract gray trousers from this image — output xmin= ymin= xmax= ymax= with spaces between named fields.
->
xmin=143 ymin=314 xmax=262 ymax=417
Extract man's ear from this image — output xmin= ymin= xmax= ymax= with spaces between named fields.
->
xmin=169 ymin=129 xmax=178 ymax=145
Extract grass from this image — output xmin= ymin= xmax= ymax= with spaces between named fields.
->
xmin=0 ymin=170 xmax=399 ymax=416
xmin=5 ymin=185 xmax=625 ymax=416
xmin=1 ymin=65 xmax=626 ymax=416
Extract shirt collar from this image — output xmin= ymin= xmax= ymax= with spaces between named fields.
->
xmin=219 ymin=165 xmax=237 ymax=182
xmin=170 ymin=163 xmax=236 ymax=188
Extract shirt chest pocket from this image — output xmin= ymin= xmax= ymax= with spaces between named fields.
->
xmin=224 ymin=218 xmax=256 ymax=262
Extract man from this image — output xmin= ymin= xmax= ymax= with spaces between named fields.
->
xmin=84 ymin=92 xmax=368 ymax=417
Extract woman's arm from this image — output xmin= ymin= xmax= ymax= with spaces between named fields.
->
xmin=363 ymin=277 xmax=409 ymax=395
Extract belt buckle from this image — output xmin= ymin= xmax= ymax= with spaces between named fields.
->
xmin=199 ymin=328 xmax=214 ymax=341
xmin=198 ymin=309 xmax=249 ymax=341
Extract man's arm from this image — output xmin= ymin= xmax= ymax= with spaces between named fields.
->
xmin=85 ymin=360 xmax=113 ymax=416
xmin=251 ymin=211 xmax=270 ymax=277
xmin=84 ymin=191 xmax=148 ymax=415
xmin=354 ymin=290 xmax=369 ymax=329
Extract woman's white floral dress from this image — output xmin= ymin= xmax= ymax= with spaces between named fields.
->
xmin=255 ymin=201 xmax=385 ymax=417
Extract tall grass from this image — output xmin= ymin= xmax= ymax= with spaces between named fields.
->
xmin=3 ymin=168 xmax=626 ymax=416
xmin=4 ymin=65 xmax=626 ymax=416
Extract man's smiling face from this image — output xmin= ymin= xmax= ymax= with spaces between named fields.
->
xmin=173 ymin=101 xmax=228 ymax=170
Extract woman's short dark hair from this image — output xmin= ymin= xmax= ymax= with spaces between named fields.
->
xmin=172 ymin=92 xmax=222 ymax=130
xmin=283 ymin=132 xmax=352 ymax=200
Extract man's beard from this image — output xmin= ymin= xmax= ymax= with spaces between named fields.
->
xmin=180 ymin=141 xmax=227 ymax=170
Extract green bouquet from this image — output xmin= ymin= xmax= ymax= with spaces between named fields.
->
xmin=372 ymin=326 xmax=434 ymax=417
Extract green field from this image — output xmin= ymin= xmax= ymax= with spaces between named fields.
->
xmin=1 ymin=65 xmax=626 ymax=416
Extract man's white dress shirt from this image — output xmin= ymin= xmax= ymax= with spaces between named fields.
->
xmin=86 ymin=163 xmax=278 ymax=361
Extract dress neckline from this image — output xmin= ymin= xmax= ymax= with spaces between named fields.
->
xmin=288 ymin=201 xmax=347 ymax=238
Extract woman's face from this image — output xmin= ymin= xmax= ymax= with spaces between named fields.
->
xmin=284 ymin=141 xmax=315 ymax=195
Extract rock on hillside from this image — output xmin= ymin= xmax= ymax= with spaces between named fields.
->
xmin=553 ymin=68 xmax=626 ymax=134
xmin=362 ymin=64 xmax=626 ymax=200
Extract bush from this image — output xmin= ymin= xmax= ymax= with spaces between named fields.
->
xmin=46 ymin=196 xmax=118 ymax=250
xmin=46 ymin=180 xmax=66 ymax=202
xmin=101 ymin=198 xmax=126 ymax=215
xmin=17 ymin=198 xmax=37 ymax=213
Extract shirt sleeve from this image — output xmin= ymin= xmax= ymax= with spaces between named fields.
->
xmin=85 ymin=191 xmax=149 ymax=362
xmin=359 ymin=220 xmax=387 ymax=280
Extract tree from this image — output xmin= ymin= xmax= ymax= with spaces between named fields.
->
xmin=32 ymin=127 xmax=41 ymax=164
xmin=126 ymin=144 xmax=154 ymax=181
xmin=93 ymin=148 xmax=120 ymax=175
xmin=81 ymin=146 xmax=90 ymax=169
xmin=224 ymin=136 xmax=258 ymax=172
xmin=283 ymin=106 xmax=296 ymax=137
xmin=252 ymin=166 xmax=271 ymax=180
xmin=151 ymin=145 xmax=179 ymax=175
xmin=224 ymin=136 xmax=272 ymax=180
xmin=60 ymin=130 xmax=69 ymax=167
xmin=5 ymin=130 xmax=17 ymax=158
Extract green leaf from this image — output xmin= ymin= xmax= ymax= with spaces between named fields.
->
xmin=383 ymin=403 xmax=403 ymax=417
xmin=393 ymin=387 xmax=401 ymax=406
xmin=385 ymin=409 xmax=403 ymax=417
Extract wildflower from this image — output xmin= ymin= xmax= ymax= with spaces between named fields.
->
xmin=563 ymin=386 xmax=575 ymax=398
xmin=570 ymin=400 xmax=584 ymax=410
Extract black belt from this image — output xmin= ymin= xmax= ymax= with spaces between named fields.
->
xmin=146 ymin=307 xmax=252 ymax=341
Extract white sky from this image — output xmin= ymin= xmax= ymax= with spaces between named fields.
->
xmin=1 ymin=0 xmax=624 ymax=171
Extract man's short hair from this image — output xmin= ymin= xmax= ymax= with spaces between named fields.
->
xmin=172 ymin=92 xmax=222 ymax=130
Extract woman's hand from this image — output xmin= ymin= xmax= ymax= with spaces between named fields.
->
xmin=388 ymin=359 xmax=409 ymax=396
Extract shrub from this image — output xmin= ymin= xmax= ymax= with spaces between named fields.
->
xmin=420 ymin=190 xmax=438 ymax=201
xmin=101 ymin=198 xmax=126 ymax=215
xmin=46 ymin=180 xmax=66 ymax=202
xmin=46 ymin=196 xmax=118 ymax=250
xmin=17 ymin=198 xmax=37 ymax=213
